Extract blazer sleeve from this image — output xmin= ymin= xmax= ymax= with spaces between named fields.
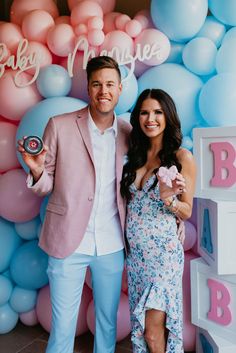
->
xmin=29 ymin=117 xmax=57 ymax=197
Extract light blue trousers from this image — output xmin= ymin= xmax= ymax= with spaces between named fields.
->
xmin=45 ymin=249 xmax=124 ymax=353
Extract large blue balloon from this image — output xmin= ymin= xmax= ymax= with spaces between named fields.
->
xmin=195 ymin=15 xmax=226 ymax=48
xmin=115 ymin=66 xmax=138 ymax=115
xmin=138 ymin=63 xmax=204 ymax=136
xmin=216 ymin=40 xmax=236 ymax=74
xmin=10 ymin=240 xmax=48 ymax=290
xmin=0 ymin=275 xmax=13 ymax=306
xmin=9 ymin=286 xmax=37 ymax=313
xmin=209 ymin=0 xmax=236 ymax=26
xmin=14 ymin=216 xmax=41 ymax=240
xmin=16 ymin=97 xmax=87 ymax=172
xmin=151 ymin=0 xmax=208 ymax=42
xmin=199 ymin=73 xmax=236 ymax=126
xmin=166 ymin=41 xmax=185 ymax=64
xmin=0 ymin=303 xmax=18 ymax=334
xmin=0 ymin=218 xmax=22 ymax=273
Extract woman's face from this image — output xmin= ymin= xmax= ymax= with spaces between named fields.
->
xmin=139 ymin=98 xmax=166 ymax=139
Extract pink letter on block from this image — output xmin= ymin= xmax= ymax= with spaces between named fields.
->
xmin=207 ymin=278 xmax=232 ymax=325
xmin=210 ymin=142 xmax=236 ymax=187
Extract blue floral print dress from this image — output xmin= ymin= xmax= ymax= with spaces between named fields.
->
xmin=126 ymin=174 xmax=184 ymax=353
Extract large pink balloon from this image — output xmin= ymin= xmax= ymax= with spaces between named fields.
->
xmin=100 ymin=30 xmax=134 ymax=62
xmin=71 ymin=1 xmax=103 ymax=27
xmin=87 ymin=292 xmax=131 ymax=341
xmin=10 ymin=0 xmax=59 ymax=26
xmin=68 ymin=0 xmax=115 ymax=15
xmin=20 ymin=308 xmax=39 ymax=326
xmin=22 ymin=10 xmax=55 ymax=43
xmin=0 ymin=70 xmax=42 ymax=121
xmin=36 ymin=284 xmax=92 ymax=335
xmin=24 ymin=41 xmax=53 ymax=76
xmin=47 ymin=24 xmax=75 ymax=57
xmin=0 ymin=22 xmax=23 ymax=54
xmin=0 ymin=169 xmax=42 ymax=222
xmin=0 ymin=122 xmax=20 ymax=173
xmin=183 ymin=221 xmax=197 ymax=252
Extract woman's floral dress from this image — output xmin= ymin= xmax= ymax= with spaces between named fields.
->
xmin=126 ymin=175 xmax=184 ymax=353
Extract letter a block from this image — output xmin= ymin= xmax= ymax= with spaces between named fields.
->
xmin=197 ymin=198 xmax=236 ymax=275
xmin=191 ymin=258 xmax=236 ymax=343
xmin=193 ymin=126 xmax=236 ymax=201
xmin=196 ymin=327 xmax=236 ymax=353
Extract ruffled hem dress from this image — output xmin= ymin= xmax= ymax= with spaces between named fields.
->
xmin=126 ymin=175 xmax=184 ymax=353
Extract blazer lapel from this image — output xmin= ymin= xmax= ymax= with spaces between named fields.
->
xmin=76 ymin=108 xmax=94 ymax=165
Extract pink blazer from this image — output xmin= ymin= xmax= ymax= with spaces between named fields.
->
xmin=31 ymin=107 xmax=131 ymax=258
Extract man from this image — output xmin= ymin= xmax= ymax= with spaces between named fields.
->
xmin=18 ymin=56 xmax=131 ymax=353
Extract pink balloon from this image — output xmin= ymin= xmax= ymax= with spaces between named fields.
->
xmin=0 ymin=23 xmax=23 ymax=54
xmin=10 ymin=0 xmax=59 ymax=26
xmin=23 ymin=41 xmax=53 ymax=76
xmin=0 ymin=70 xmax=42 ymax=121
xmin=20 ymin=308 xmax=39 ymax=326
xmin=100 ymin=30 xmax=134 ymax=62
xmin=85 ymin=268 xmax=92 ymax=289
xmin=121 ymin=266 xmax=128 ymax=294
xmin=87 ymin=16 xmax=104 ymax=30
xmin=60 ymin=52 xmax=89 ymax=102
xmin=189 ymin=197 xmax=198 ymax=228
xmin=103 ymin=12 xmax=121 ymax=34
xmin=36 ymin=284 xmax=92 ymax=335
xmin=22 ymin=10 xmax=55 ymax=43
xmin=115 ymin=14 xmax=131 ymax=31
xmin=47 ymin=24 xmax=75 ymax=57
xmin=54 ymin=16 xmax=71 ymax=25
xmin=74 ymin=24 xmax=88 ymax=36
xmin=87 ymin=29 xmax=105 ymax=46
xmin=70 ymin=1 xmax=103 ymax=27
xmin=133 ymin=59 xmax=149 ymax=78
xmin=134 ymin=9 xmax=155 ymax=29
xmin=0 ymin=122 xmax=20 ymax=173
xmin=183 ymin=221 xmax=197 ymax=252
xmin=0 ymin=169 xmax=42 ymax=222
xmin=183 ymin=251 xmax=199 ymax=352
xmin=68 ymin=0 xmax=115 ymax=15
xmin=125 ymin=19 xmax=142 ymax=38
xmin=134 ymin=29 xmax=171 ymax=66
xmin=0 ymin=44 xmax=11 ymax=64
xmin=87 ymin=292 xmax=131 ymax=341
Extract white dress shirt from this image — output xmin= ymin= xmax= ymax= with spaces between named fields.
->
xmin=75 ymin=111 xmax=124 ymax=256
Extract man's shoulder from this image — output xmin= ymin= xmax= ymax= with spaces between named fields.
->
xmin=117 ymin=117 xmax=132 ymax=135
xmin=50 ymin=106 xmax=89 ymax=124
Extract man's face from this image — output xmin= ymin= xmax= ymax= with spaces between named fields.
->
xmin=88 ymin=68 xmax=122 ymax=116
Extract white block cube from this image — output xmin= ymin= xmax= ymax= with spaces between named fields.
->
xmin=196 ymin=327 xmax=236 ymax=353
xmin=197 ymin=198 xmax=236 ymax=275
xmin=191 ymin=258 xmax=236 ymax=344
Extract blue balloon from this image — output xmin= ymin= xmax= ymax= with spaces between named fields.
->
xmin=0 ymin=303 xmax=18 ymax=334
xmin=16 ymin=96 xmax=87 ymax=172
xmin=221 ymin=27 xmax=236 ymax=45
xmin=115 ymin=66 xmax=138 ymax=115
xmin=199 ymin=73 xmax=236 ymax=126
xmin=138 ymin=63 xmax=204 ymax=136
xmin=0 ymin=218 xmax=22 ymax=273
xmin=216 ymin=40 xmax=236 ymax=74
xmin=9 ymin=286 xmax=37 ymax=313
xmin=209 ymin=0 xmax=236 ymax=26
xmin=36 ymin=64 xmax=72 ymax=98
xmin=195 ymin=15 xmax=226 ymax=48
xmin=166 ymin=41 xmax=185 ymax=64
xmin=14 ymin=216 xmax=41 ymax=240
xmin=151 ymin=0 xmax=208 ymax=42
xmin=10 ymin=240 xmax=48 ymax=290
xmin=0 ymin=275 xmax=13 ymax=306
xmin=182 ymin=37 xmax=217 ymax=76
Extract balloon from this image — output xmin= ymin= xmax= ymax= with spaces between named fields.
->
xmin=151 ymin=0 xmax=208 ymax=42
xmin=134 ymin=29 xmax=171 ymax=66
xmin=20 ymin=308 xmax=39 ymax=326
xmin=22 ymin=10 xmax=55 ymax=43
xmin=0 ymin=70 xmax=42 ymax=121
xmin=195 ymin=15 xmax=226 ymax=48
xmin=70 ymin=1 xmax=103 ymax=27
xmin=0 ymin=23 xmax=23 ymax=54
xmin=36 ymin=284 xmax=92 ymax=335
xmin=115 ymin=66 xmax=138 ymax=115
xmin=36 ymin=64 xmax=72 ymax=98
xmin=208 ymin=0 xmax=236 ymax=26
xmin=0 ymin=303 xmax=18 ymax=334
xmin=9 ymin=286 xmax=37 ymax=313
xmin=183 ymin=221 xmax=197 ymax=251
xmin=138 ymin=63 xmax=204 ymax=136
xmin=23 ymin=41 xmax=53 ymax=76
xmin=0 ymin=169 xmax=42 ymax=222
xmin=16 ymin=96 xmax=87 ymax=172
xmin=15 ymin=216 xmax=41 ymax=240
xmin=0 ymin=275 xmax=13 ymax=306
xmin=134 ymin=9 xmax=155 ymax=29
xmin=115 ymin=14 xmax=131 ymax=31
xmin=10 ymin=240 xmax=48 ymax=290
xmin=10 ymin=0 xmax=59 ymax=26
xmin=216 ymin=40 xmax=236 ymax=74
xmin=221 ymin=26 xmax=236 ymax=45
xmin=182 ymin=37 xmax=217 ymax=76
xmin=0 ymin=218 xmax=22 ymax=273
xmin=100 ymin=30 xmax=134 ymax=62
xmin=181 ymin=136 xmax=193 ymax=151
xmin=199 ymin=73 xmax=236 ymax=126
xmin=125 ymin=20 xmax=142 ymax=38
xmin=87 ymin=292 xmax=131 ymax=341
xmin=68 ymin=0 xmax=115 ymax=14
xmin=166 ymin=41 xmax=185 ymax=64
xmin=0 ymin=122 xmax=21 ymax=173
xmin=47 ymin=24 xmax=75 ymax=57
xmin=87 ymin=29 xmax=105 ymax=46
xmin=87 ymin=16 xmax=104 ymax=30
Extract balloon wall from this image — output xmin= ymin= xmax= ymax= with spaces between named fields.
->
xmin=0 ymin=0 xmax=236 ymax=350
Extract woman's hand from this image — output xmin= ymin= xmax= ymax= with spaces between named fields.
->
xmin=158 ymin=172 xmax=186 ymax=202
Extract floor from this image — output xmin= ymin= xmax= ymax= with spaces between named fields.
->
xmin=0 ymin=322 xmax=196 ymax=353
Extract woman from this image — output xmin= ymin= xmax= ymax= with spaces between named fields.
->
xmin=121 ymin=89 xmax=196 ymax=353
